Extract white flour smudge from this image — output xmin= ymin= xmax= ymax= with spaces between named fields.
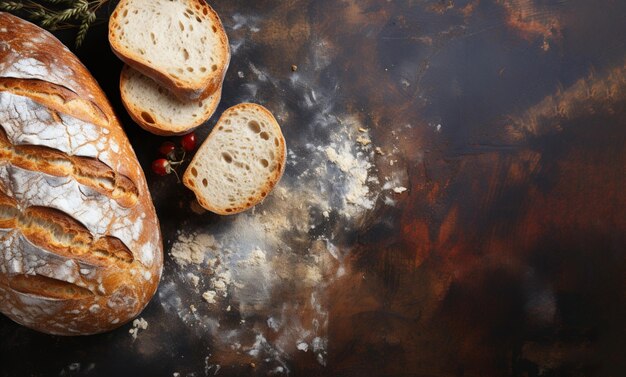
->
xmin=159 ymin=28 xmax=408 ymax=373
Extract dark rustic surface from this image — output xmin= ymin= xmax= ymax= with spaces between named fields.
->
xmin=1 ymin=0 xmax=626 ymax=376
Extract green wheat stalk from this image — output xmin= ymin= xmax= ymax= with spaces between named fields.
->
xmin=0 ymin=0 xmax=110 ymax=48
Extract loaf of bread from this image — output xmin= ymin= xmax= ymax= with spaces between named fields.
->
xmin=0 ymin=13 xmax=163 ymax=335
xmin=183 ymin=103 xmax=286 ymax=215
xmin=109 ymin=0 xmax=230 ymax=101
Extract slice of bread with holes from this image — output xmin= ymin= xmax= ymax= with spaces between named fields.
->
xmin=183 ymin=104 xmax=286 ymax=215
xmin=120 ymin=65 xmax=221 ymax=136
xmin=109 ymin=0 xmax=230 ymax=101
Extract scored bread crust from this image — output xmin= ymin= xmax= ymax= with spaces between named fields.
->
xmin=108 ymin=0 xmax=230 ymax=101
xmin=119 ymin=65 xmax=222 ymax=136
xmin=0 ymin=13 xmax=163 ymax=335
xmin=183 ymin=103 xmax=287 ymax=215
xmin=0 ymin=13 xmax=116 ymax=122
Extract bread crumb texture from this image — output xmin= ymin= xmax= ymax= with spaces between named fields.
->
xmin=109 ymin=0 xmax=229 ymax=99
xmin=183 ymin=103 xmax=285 ymax=214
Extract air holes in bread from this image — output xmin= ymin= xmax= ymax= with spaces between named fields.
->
xmin=183 ymin=104 xmax=284 ymax=215
xmin=179 ymin=21 xmax=184 ymax=31
xmin=211 ymin=65 xmax=218 ymax=72
xmin=150 ymin=32 xmax=156 ymax=45
xmin=191 ymin=167 xmax=198 ymax=177
xmin=202 ymin=178 xmax=208 ymax=187
xmin=212 ymin=26 xmax=217 ymax=32
xmin=141 ymin=111 xmax=155 ymax=124
xmin=248 ymin=120 xmax=261 ymax=133
xmin=274 ymin=138 xmax=279 ymax=146
xmin=200 ymin=67 xmax=207 ymax=72
xmin=182 ymin=48 xmax=190 ymax=60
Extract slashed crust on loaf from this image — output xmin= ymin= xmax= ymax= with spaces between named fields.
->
xmin=0 ymin=13 xmax=163 ymax=336
xmin=109 ymin=0 xmax=230 ymax=101
xmin=0 ymin=14 xmax=115 ymax=122
xmin=120 ymin=65 xmax=221 ymax=136
xmin=0 ymin=77 xmax=109 ymax=129
xmin=183 ymin=103 xmax=286 ymax=215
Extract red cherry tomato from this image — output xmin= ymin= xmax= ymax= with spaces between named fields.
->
xmin=151 ymin=158 xmax=171 ymax=176
xmin=159 ymin=141 xmax=177 ymax=158
xmin=181 ymin=133 xmax=197 ymax=152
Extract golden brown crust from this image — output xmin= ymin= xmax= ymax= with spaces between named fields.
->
xmin=0 ymin=13 xmax=163 ymax=335
xmin=108 ymin=0 xmax=230 ymax=101
xmin=119 ymin=65 xmax=222 ymax=136
xmin=182 ymin=103 xmax=287 ymax=215
xmin=0 ymin=13 xmax=115 ymax=121
xmin=0 ymin=78 xmax=109 ymax=128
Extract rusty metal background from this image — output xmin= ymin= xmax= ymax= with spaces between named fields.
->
xmin=1 ymin=0 xmax=625 ymax=376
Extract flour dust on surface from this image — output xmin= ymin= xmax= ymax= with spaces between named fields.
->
xmin=159 ymin=10 xmax=409 ymax=374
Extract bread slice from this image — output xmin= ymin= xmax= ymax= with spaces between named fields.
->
xmin=119 ymin=65 xmax=221 ymax=136
xmin=109 ymin=0 xmax=230 ymax=100
xmin=183 ymin=104 xmax=287 ymax=215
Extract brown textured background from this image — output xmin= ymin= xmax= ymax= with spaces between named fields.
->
xmin=1 ymin=0 xmax=625 ymax=376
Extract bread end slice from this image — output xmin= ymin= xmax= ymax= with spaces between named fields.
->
xmin=120 ymin=65 xmax=221 ymax=136
xmin=108 ymin=0 xmax=230 ymax=101
xmin=183 ymin=103 xmax=286 ymax=215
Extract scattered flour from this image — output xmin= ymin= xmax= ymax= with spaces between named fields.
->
xmin=162 ymin=111 xmax=382 ymax=369
xmin=324 ymin=136 xmax=376 ymax=213
xmin=356 ymin=135 xmax=371 ymax=146
xmin=159 ymin=30 xmax=410 ymax=373
xmin=170 ymin=233 xmax=218 ymax=266
xmin=187 ymin=273 xmax=200 ymax=287
xmin=128 ymin=317 xmax=148 ymax=340
xmin=297 ymin=342 xmax=309 ymax=352
xmin=202 ymin=291 xmax=217 ymax=304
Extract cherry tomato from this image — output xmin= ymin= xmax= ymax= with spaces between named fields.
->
xmin=181 ymin=132 xmax=197 ymax=152
xmin=151 ymin=158 xmax=171 ymax=176
xmin=159 ymin=141 xmax=177 ymax=158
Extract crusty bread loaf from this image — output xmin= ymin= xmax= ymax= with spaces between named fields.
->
xmin=109 ymin=0 xmax=230 ymax=101
xmin=183 ymin=103 xmax=286 ymax=215
xmin=119 ymin=65 xmax=221 ymax=136
xmin=0 ymin=13 xmax=163 ymax=336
